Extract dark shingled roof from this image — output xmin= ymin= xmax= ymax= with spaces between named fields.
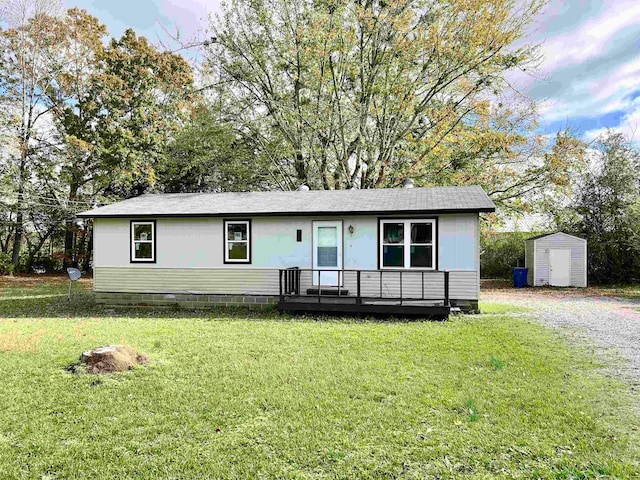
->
xmin=77 ymin=185 xmax=496 ymax=218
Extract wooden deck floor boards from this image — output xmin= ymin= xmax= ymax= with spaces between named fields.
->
xmin=277 ymin=295 xmax=450 ymax=318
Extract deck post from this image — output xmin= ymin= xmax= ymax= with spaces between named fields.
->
xmin=279 ymin=269 xmax=284 ymax=302
xmin=400 ymin=271 xmax=403 ymax=305
xmin=422 ymin=271 xmax=425 ymax=300
xmin=285 ymin=268 xmax=289 ymax=294
xmin=444 ymin=270 xmax=450 ymax=306
xmin=318 ymin=270 xmax=321 ymax=303
xmin=356 ymin=270 xmax=362 ymax=305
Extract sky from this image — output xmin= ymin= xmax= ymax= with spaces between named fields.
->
xmin=61 ymin=0 xmax=640 ymax=144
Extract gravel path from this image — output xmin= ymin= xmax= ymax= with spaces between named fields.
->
xmin=482 ymin=290 xmax=640 ymax=393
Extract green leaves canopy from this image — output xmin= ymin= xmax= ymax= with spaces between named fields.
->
xmin=208 ymin=0 xmax=568 ymax=210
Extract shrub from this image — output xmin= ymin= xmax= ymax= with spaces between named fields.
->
xmin=480 ymin=232 xmax=538 ymax=279
xmin=0 ymin=253 xmax=13 ymax=275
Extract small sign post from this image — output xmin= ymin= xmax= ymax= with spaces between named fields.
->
xmin=67 ymin=268 xmax=82 ymax=300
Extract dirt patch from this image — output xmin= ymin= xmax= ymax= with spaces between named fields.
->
xmin=0 ymin=274 xmax=93 ymax=290
xmin=74 ymin=345 xmax=149 ymax=374
xmin=481 ymin=279 xmax=640 ymax=301
xmin=0 ymin=327 xmax=48 ymax=353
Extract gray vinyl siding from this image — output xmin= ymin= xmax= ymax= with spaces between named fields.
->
xmin=94 ymin=267 xmax=280 ymax=295
xmin=526 ymin=233 xmax=587 ymax=287
xmin=94 ymin=215 xmax=479 ymax=270
xmin=94 ymin=267 xmax=480 ymax=300
xmin=93 ymin=214 xmax=481 ymax=299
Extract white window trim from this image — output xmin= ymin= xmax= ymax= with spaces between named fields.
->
xmin=131 ymin=221 xmax=155 ymax=262
xmin=379 ymin=219 xmax=436 ymax=270
xmin=224 ymin=220 xmax=251 ymax=263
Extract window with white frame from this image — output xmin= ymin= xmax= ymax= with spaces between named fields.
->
xmin=131 ymin=221 xmax=155 ymax=262
xmin=224 ymin=220 xmax=251 ymax=263
xmin=380 ymin=219 xmax=436 ymax=269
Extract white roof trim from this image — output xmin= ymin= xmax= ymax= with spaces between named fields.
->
xmin=531 ymin=232 xmax=586 ymax=243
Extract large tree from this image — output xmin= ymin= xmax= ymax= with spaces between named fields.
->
xmin=552 ymin=132 xmax=640 ymax=283
xmin=0 ymin=4 xmax=194 ymax=270
xmin=206 ymin=0 xmax=572 ymax=209
xmin=0 ymin=0 xmax=64 ymax=269
xmin=157 ymin=105 xmax=289 ymax=193
xmin=53 ymin=24 xmax=193 ymax=266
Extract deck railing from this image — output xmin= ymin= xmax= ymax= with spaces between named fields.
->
xmin=282 ymin=266 xmax=300 ymax=295
xmin=279 ymin=268 xmax=450 ymax=306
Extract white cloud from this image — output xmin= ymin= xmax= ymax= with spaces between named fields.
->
xmin=584 ymin=101 xmax=640 ymax=144
xmin=535 ymin=0 xmax=640 ymax=73
xmin=515 ymin=0 xmax=640 ymax=137
xmin=160 ymin=0 xmax=218 ymax=41
xmin=536 ymin=54 xmax=640 ymax=125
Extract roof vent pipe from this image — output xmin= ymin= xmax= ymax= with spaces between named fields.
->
xmin=297 ymin=184 xmax=310 ymax=191
xmin=403 ymin=178 xmax=415 ymax=189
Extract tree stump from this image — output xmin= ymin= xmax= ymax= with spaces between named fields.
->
xmin=80 ymin=345 xmax=149 ymax=374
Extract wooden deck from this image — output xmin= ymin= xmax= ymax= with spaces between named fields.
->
xmin=277 ymin=295 xmax=451 ymax=318
xmin=278 ymin=268 xmax=452 ymax=319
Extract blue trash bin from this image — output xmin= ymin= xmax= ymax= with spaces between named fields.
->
xmin=512 ymin=267 xmax=528 ymax=288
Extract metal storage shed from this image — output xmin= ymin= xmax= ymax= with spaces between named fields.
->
xmin=525 ymin=232 xmax=587 ymax=287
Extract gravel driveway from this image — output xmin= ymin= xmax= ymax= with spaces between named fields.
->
xmin=482 ymin=289 xmax=640 ymax=394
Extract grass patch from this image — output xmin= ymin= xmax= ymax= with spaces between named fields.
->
xmin=479 ymin=301 xmax=531 ymax=314
xmin=489 ymin=355 xmax=506 ymax=370
xmin=0 ymin=280 xmax=638 ymax=478
xmin=591 ymin=284 xmax=640 ymax=301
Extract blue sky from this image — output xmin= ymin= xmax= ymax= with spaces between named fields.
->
xmin=62 ymin=0 xmax=640 ymax=143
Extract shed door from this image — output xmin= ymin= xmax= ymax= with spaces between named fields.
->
xmin=549 ymin=248 xmax=571 ymax=286
xmin=312 ymin=221 xmax=342 ymax=286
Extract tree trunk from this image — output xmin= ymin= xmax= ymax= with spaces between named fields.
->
xmin=63 ymin=222 xmax=75 ymax=269
xmin=11 ymin=210 xmax=23 ymax=271
xmin=63 ymin=184 xmax=79 ymax=269
xmin=82 ymin=224 xmax=93 ymax=272
xmin=11 ymin=158 xmax=27 ymax=271
xmin=26 ymin=228 xmax=55 ymax=274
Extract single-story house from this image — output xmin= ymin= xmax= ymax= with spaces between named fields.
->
xmin=78 ymin=185 xmax=496 ymax=317
xmin=525 ymin=232 xmax=587 ymax=287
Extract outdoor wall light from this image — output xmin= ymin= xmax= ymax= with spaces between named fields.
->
xmin=348 ymin=225 xmax=354 ymax=235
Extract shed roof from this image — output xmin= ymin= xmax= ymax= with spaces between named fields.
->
xmin=526 ymin=232 xmax=586 ymax=242
xmin=78 ymin=185 xmax=495 ymax=218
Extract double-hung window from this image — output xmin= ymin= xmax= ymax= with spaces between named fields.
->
xmin=380 ymin=219 xmax=436 ymax=269
xmin=131 ymin=220 xmax=155 ymax=263
xmin=224 ymin=220 xmax=251 ymax=263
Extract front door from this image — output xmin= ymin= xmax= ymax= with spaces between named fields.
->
xmin=312 ymin=221 xmax=343 ymax=286
xmin=549 ymin=248 xmax=571 ymax=286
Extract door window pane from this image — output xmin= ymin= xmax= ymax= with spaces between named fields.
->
xmin=318 ymin=227 xmax=337 ymax=247
xmin=317 ymin=247 xmax=338 ymax=267
xmin=383 ymin=223 xmax=403 ymax=243
xmin=410 ymin=245 xmax=432 ymax=267
xmin=383 ymin=245 xmax=404 ymax=267
xmin=411 ymin=223 xmax=432 ymax=244
xmin=317 ymin=226 xmax=338 ymax=267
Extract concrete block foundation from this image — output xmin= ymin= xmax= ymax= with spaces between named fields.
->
xmin=94 ymin=292 xmax=276 ymax=309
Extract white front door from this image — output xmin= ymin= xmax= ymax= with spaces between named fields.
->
xmin=549 ymin=248 xmax=571 ymax=286
xmin=312 ymin=221 xmax=342 ymax=286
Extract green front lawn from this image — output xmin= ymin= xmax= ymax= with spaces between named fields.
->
xmin=0 ymin=279 xmax=638 ymax=478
